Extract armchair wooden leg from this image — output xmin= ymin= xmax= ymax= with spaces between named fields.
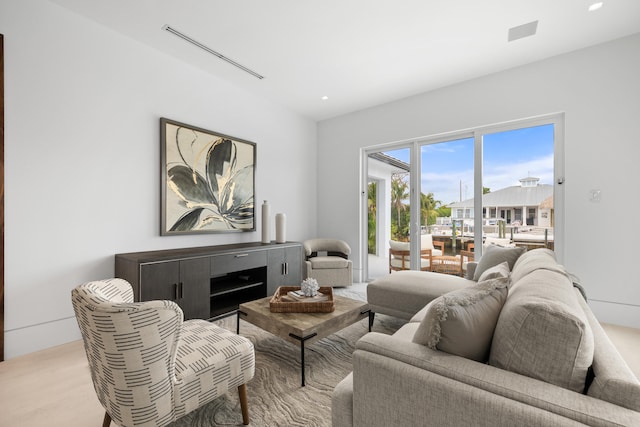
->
xmin=238 ymin=383 xmax=250 ymax=425
xmin=102 ymin=411 xmax=112 ymax=427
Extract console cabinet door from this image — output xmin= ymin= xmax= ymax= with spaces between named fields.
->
xmin=267 ymin=245 xmax=303 ymax=295
xmin=177 ymin=257 xmax=210 ymax=320
xmin=140 ymin=258 xmax=209 ymax=320
xmin=283 ymin=245 xmax=302 ymax=286
xmin=140 ymin=261 xmax=179 ymax=302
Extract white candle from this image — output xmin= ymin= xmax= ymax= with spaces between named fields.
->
xmin=261 ymin=201 xmax=270 ymax=243
xmin=275 ymin=213 xmax=286 ymax=243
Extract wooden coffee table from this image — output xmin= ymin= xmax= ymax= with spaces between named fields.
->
xmin=237 ymin=295 xmax=370 ymax=386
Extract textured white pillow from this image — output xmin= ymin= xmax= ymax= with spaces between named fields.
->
xmin=473 ymin=244 xmax=525 ymax=281
xmin=412 ymin=276 xmax=509 ymax=362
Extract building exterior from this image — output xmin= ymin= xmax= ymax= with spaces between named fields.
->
xmin=448 ymin=177 xmax=554 ymax=227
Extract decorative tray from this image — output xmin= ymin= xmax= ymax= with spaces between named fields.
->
xmin=269 ymin=286 xmax=335 ymax=313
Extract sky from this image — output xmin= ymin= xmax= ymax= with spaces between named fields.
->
xmin=384 ymin=124 xmax=554 ymax=205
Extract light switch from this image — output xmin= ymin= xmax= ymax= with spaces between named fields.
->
xmin=589 ymin=189 xmax=601 ymax=202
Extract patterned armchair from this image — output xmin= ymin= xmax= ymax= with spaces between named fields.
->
xmin=71 ymin=278 xmax=255 ymax=427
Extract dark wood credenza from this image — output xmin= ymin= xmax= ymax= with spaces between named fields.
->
xmin=115 ymin=241 xmax=303 ymax=320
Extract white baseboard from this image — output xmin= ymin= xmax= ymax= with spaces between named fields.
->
xmin=589 ymin=299 xmax=640 ymax=329
xmin=4 ymin=317 xmax=82 ymax=360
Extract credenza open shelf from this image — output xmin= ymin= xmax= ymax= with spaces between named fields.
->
xmin=115 ymin=242 xmax=302 ymax=320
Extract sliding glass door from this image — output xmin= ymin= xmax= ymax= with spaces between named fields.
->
xmin=363 ymin=114 xmax=563 ymax=280
xmin=420 ymin=137 xmax=474 ymax=256
xmin=366 ymin=148 xmax=412 ymax=280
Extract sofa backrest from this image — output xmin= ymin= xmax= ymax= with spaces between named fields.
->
xmin=489 ymin=253 xmax=594 ymax=394
xmin=576 ymin=294 xmax=640 ymax=411
xmin=510 ymin=248 xmax=557 ymax=283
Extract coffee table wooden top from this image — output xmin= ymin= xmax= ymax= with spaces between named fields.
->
xmin=238 ymin=295 xmax=369 ymax=347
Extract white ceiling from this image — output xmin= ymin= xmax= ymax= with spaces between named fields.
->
xmin=50 ymin=0 xmax=640 ymax=121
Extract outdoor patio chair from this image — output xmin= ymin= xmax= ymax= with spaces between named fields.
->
xmin=388 ymin=234 xmax=444 ymax=273
xmin=460 ymin=249 xmax=475 ymax=278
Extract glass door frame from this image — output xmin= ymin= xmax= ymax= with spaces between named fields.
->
xmin=361 ymin=113 xmax=564 ymax=279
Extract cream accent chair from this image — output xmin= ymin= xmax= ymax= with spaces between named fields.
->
xmin=389 ymin=234 xmax=444 ymax=273
xmin=303 ymin=238 xmax=353 ymax=287
xmin=72 ymin=278 xmax=255 ymax=427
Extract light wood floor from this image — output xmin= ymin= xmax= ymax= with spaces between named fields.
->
xmin=1 ymin=324 xmax=639 ymax=427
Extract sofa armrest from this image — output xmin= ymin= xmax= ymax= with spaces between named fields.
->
xmin=465 ymin=261 xmax=477 ymax=279
xmin=352 ymin=333 xmax=640 ymax=426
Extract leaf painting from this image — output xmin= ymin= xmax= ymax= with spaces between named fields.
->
xmin=161 ymin=119 xmax=255 ymax=234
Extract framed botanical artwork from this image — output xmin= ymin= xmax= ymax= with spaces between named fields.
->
xmin=160 ymin=118 xmax=256 ymax=235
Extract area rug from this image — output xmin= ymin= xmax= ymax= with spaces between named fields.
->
xmin=170 ymin=284 xmax=404 ymax=427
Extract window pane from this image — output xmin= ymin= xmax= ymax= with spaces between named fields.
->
xmin=421 ymin=137 xmax=474 ymax=254
xmin=482 ymin=124 xmax=554 ymax=249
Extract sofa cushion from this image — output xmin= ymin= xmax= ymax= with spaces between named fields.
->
xmin=412 ymin=276 xmax=509 ymax=362
xmin=367 ymin=270 xmax=473 ymax=321
xmin=389 ymin=240 xmax=410 ymax=254
xmin=473 ymin=244 xmax=525 ymax=281
xmin=420 ymin=234 xmax=442 ymax=256
xmin=489 ymin=269 xmax=594 ymax=393
xmin=308 ymin=256 xmax=349 ymax=269
xmin=477 ymin=261 xmax=510 ymax=282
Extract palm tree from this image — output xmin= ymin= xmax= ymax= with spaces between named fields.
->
xmin=420 ymin=192 xmax=441 ymax=230
xmin=367 ymin=182 xmax=377 ymax=253
xmin=391 ymin=173 xmax=409 ymax=239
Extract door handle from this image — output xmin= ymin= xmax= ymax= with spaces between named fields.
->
xmin=174 ymin=282 xmax=184 ymax=300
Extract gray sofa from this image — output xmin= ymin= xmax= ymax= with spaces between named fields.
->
xmin=333 ymin=248 xmax=640 ymax=426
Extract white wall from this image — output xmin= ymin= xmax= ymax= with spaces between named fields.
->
xmin=318 ymin=33 xmax=640 ymax=328
xmin=1 ymin=0 xmax=317 ymax=359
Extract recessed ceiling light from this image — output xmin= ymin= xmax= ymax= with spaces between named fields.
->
xmin=589 ymin=2 xmax=603 ymax=12
xmin=321 ymin=96 xmax=329 ymax=100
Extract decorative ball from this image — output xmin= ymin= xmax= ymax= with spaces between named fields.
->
xmin=301 ymin=278 xmax=319 ymax=297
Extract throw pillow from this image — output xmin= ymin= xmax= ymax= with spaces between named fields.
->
xmin=412 ymin=276 xmax=509 ymax=362
xmin=477 ymin=261 xmax=510 ymax=282
xmin=473 ymin=244 xmax=526 ymax=281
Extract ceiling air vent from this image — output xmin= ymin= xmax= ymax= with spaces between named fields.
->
xmin=163 ymin=25 xmax=264 ymax=80
xmin=508 ymin=20 xmax=538 ymax=42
